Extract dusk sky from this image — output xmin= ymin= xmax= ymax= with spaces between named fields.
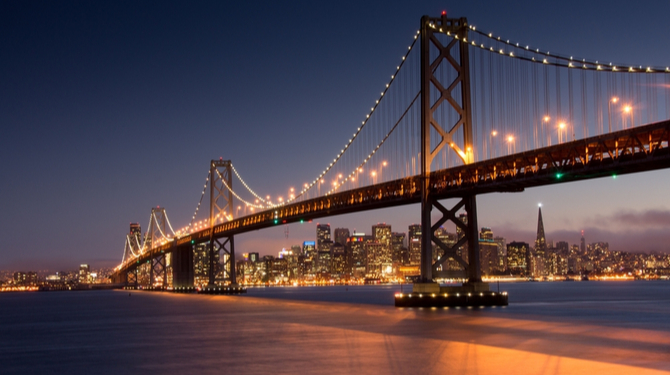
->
xmin=2 ymin=0 xmax=670 ymax=270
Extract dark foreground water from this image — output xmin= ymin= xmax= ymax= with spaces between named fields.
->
xmin=1 ymin=281 xmax=669 ymax=374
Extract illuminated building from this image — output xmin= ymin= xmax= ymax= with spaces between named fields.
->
xmin=347 ymin=233 xmax=370 ymax=278
xmin=392 ymin=232 xmax=407 ymax=264
xmin=303 ymin=241 xmax=316 ymax=273
xmin=372 ymin=224 xmax=393 ymax=275
xmin=269 ymin=258 xmax=289 ymax=283
xmin=535 ymin=206 xmax=548 ymax=276
xmin=494 ymin=236 xmax=507 ymax=271
xmin=507 ymin=242 xmax=530 ymax=275
xmin=365 ymin=242 xmax=385 ymax=276
xmin=249 ymin=252 xmax=260 ymax=263
xmin=479 ymin=227 xmax=499 ymax=276
xmin=193 ymin=242 xmax=219 ymax=286
xmin=334 ymin=228 xmax=350 ymax=249
xmin=408 ymin=224 xmax=421 ymax=266
xmin=79 ymin=264 xmax=90 ymax=283
xmin=316 ymin=240 xmax=333 ymax=274
xmin=316 ymin=224 xmax=331 ymax=252
xmin=331 ymin=242 xmax=347 ymax=277
xmin=13 ymin=271 xmax=37 ymax=286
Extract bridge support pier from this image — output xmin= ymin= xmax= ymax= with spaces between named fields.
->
xmin=172 ymin=245 xmax=194 ymax=288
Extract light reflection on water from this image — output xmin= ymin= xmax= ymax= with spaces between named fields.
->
xmin=1 ymin=281 xmax=669 ymax=374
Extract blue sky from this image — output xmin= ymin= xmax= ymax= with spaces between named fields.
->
xmin=2 ymin=0 xmax=670 ymax=270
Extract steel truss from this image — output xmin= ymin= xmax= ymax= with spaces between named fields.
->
xmin=209 ymin=159 xmax=236 ymax=285
xmin=150 ymin=252 xmax=168 ymax=288
xmin=211 ymin=236 xmax=235 ymax=285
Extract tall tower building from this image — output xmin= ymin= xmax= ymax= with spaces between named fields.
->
xmin=372 ymin=224 xmax=393 ymax=274
xmin=580 ymin=230 xmax=586 ymax=254
xmin=408 ymin=224 xmax=422 ymax=266
xmin=535 ymin=205 xmax=546 ymax=258
xmin=316 ymin=224 xmax=331 ymax=251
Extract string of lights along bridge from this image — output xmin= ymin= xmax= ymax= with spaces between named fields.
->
xmin=113 ymin=13 xmax=670 ymax=297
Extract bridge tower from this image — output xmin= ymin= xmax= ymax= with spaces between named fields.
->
xmin=148 ymin=207 xmax=169 ymax=288
xmin=209 ymin=159 xmax=237 ymax=286
xmin=418 ymin=14 xmax=483 ymax=289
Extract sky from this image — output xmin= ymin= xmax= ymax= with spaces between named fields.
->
xmin=2 ymin=0 xmax=670 ymax=271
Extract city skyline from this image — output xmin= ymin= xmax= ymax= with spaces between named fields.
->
xmin=2 ymin=1 xmax=670 ymax=270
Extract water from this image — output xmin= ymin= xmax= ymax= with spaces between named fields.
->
xmin=1 ymin=281 xmax=669 ymax=374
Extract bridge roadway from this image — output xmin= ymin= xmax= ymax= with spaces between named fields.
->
xmin=117 ymin=119 xmax=670 ymax=276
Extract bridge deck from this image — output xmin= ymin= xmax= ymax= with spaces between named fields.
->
xmin=117 ymin=120 xmax=670 ymax=275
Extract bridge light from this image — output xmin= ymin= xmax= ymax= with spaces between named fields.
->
xmin=556 ymin=173 xmax=563 ymax=179
xmin=191 ymin=240 xmax=194 ymax=244
xmin=612 ymin=174 xmax=617 ymax=179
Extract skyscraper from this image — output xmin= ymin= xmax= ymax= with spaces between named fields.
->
xmin=408 ymin=224 xmax=421 ymax=266
xmin=535 ymin=205 xmax=547 ymax=277
xmin=535 ymin=206 xmax=546 ymax=258
xmin=391 ymin=232 xmax=406 ymax=264
xmin=316 ymin=224 xmax=331 ymax=251
xmin=372 ymin=224 xmax=393 ymax=275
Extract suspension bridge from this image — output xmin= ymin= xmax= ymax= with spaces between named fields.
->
xmin=111 ymin=14 xmax=670 ymax=302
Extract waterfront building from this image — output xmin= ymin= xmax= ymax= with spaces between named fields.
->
xmin=408 ymin=224 xmax=421 ymax=266
xmin=13 ymin=271 xmax=37 ymax=286
xmin=79 ymin=264 xmax=90 ymax=284
xmin=347 ymin=233 xmax=369 ymax=278
xmin=507 ymin=242 xmax=530 ymax=275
